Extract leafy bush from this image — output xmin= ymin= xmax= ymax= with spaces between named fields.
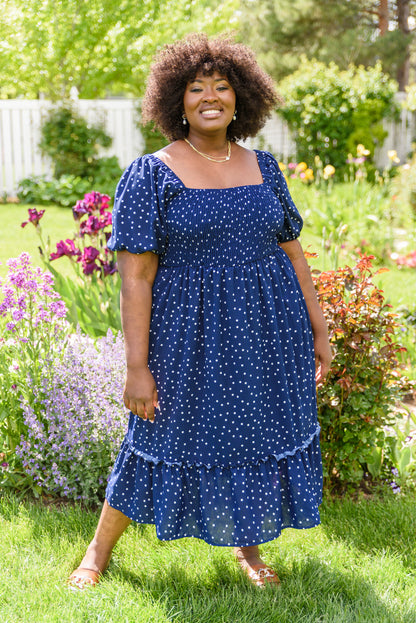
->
xmin=17 ymin=175 xmax=92 ymax=207
xmin=314 ymin=255 xmax=409 ymax=491
xmin=0 ymin=253 xmax=69 ymax=491
xmin=39 ymin=106 xmax=112 ymax=179
xmin=90 ymin=156 xmax=123 ymax=198
xmin=17 ymin=157 xmax=122 ymax=207
xmin=140 ymin=120 xmax=169 ymax=154
xmin=278 ymin=59 xmax=398 ymax=173
xmin=21 ymin=194 xmax=120 ymax=336
xmin=16 ymin=330 xmax=127 ymax=502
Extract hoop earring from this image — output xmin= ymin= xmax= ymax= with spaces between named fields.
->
xmin=233 ymin=110 xmax=237 ymax=121
xmin=182 ymin=114 xmax=187 ymax=125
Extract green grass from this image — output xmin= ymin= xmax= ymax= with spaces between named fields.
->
xmin=0 ymin=204 xmax=74 ymax=278
xmin=1 ymin=492 xmax=415 ymax=623
xmin=300 ymin=231 xmax=416 ymax=309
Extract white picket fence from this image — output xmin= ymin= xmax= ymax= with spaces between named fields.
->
xmin=1 ymin=96 xmax=415 ymax=195
xmin=0 ymin=99 xmax=144 ymax=196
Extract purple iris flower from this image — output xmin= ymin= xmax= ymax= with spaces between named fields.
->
xmin=50 ymin=239 xmax=81 ymax=261
xmin=21 ymin=208 xmax=45 ymax=228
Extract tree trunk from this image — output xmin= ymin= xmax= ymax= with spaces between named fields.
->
xmin=378 ymin=0 xmax=389 ymax=35
xmin=397 ymin=0 xmax=411 ymax=90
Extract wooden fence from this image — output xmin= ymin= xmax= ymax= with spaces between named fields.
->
xmin=1 ymin=96 xmax=415 ymax=196
xmin=0 ymin=99 xmax=144 ymax=196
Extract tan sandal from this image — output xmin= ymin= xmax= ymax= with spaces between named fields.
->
xmin=245 ymin=563 xmax=281 ymax=588
xmin=67 ymin=567 xmax=101 ymax=590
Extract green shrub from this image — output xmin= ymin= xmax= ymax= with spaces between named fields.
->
xmin=278 ymin=59 xmax=399 ymax=174
xmin=91 ymin=156 xmax=123 ymax=197
xmin=314 ymin=255 xmax=409 ymax=491
xmin=17 ymin=175 xmax=91 ymax=207
xmin=17 ymin=157 xmax=122 ymax=207
xmin=39 ymin=106 xmax=112 ymax=179
xmin=140 ymin=120 xmax=169 ymax=154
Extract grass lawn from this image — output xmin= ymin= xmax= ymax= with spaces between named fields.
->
xmin=0 ymin=204 xmax=74 ymax=279
xmin=0 ymin=492 xmax=415 ymax=623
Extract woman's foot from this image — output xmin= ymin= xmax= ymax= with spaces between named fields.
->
xmin=67 ymin=501 xmax=131 ymax=590
xmin=67 ymin=541 xmax=112 ymax=590
xmin=233 ymin=545 xmax=280 ymax=588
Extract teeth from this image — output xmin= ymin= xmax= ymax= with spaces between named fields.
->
xmin=201 ymin=109 xmax=221 ymax=115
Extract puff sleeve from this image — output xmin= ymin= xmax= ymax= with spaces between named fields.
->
xmin=107 ymin=155 xmax=167 ymax=255
xmin=264 ymin=152 xmax=303 ymax=243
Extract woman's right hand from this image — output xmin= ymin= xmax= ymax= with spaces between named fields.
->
xmin=123 ymin=366 xmax=159 ymax=422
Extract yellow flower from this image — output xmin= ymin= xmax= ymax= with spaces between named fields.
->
xmin=296 ymin=162 xmax=308 ymax=172
xmin=387 ymin=150 xmax=400 ymax=164
xmin=356 ymin=144 xmax=370 ymax=156
xmin=304 ymin=168 xmax=314 ymax=181
xmin=314 ymin=155 xmax=322 ymax=166
xmin=323 ymin=164 xmax=335 ymax=178
xmin=278 ymin=162 xmax=287 ymax=171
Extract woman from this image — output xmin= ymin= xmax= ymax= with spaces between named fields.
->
xmin=69 ymin=34 xmax=332 ymax=590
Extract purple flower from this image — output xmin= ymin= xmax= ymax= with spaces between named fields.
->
xmin=5 ymin=322 xmax=16 ymax=332
xmin=72 ymin=192 xmax=111 ymax=220
xmin=50 ymin=239 xmax=81 ymax=261
xmin=15 ymin=330 xmax=126 ymax=502
xmin=72 ymin=200 xmax=90 ymax=221
xmin=21 ymin=208 xmax=45 ymax=228
xmin=80 ymin=246 xmax=101 ymax=275
xmin=79 ymin=213 xmax=111 ymax=236
xmin=101 ymin=260 xmax=118 ymax=276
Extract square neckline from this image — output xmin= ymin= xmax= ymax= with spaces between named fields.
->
xmin=149 ymin=150 xmax=266 ymax=191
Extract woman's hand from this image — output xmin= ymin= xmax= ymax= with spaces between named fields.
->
xmin=313 ymin=333 xmax=333 ymax=385
xmin=123 ymin=366 xmax=159 ymax=422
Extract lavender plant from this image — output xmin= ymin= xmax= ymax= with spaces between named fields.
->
xmin=16 ymin=329 xmax=127 ymax=502
xmin=0 ymin=253 xmax=69 ymax=489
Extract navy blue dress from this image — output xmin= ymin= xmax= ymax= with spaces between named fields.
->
xmin=106 ymin=150 xmax=322 ymax=546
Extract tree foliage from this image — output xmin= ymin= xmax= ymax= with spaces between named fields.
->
xmin=0 ymin=0 xmax=238 ymax=99
xmin=239 ymin=0 xmax=416 ymax=87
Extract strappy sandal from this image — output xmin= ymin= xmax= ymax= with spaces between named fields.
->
xmin=67 ymin=567 xmax=101 ymax=590
xmin=244 ymin=563 xmax=281 ymax=588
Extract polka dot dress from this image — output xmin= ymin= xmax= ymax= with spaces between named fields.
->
xmin=106 ymin=150 xmax=323 ymax=547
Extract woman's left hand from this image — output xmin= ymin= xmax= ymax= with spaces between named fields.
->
xmin=314 ymin=333 xmax=333 ymax=384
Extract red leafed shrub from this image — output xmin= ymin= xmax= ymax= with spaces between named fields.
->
xmin=313 ymin=255 xmax=408 ymax=491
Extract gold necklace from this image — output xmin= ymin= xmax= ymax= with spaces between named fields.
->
xmin=184 ymin=138 xmax=231 ymax=163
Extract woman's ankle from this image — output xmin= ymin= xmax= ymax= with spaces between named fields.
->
xmin=233 ymin=545 xmax=262 ymax=563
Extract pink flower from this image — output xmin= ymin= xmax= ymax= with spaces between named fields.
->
xmin=80 ymin=247 xmax=100 ymax=275
xmin=101 ymin=260 xmax=117 ymax=276
xmin=72 ymin=200 xmax=90 ymax=221
xmin=50 ymin=239 xmax=81 ymax=261
xmin=79 ymin=213 xmax=112 ymax=236
xmin=21 ymin=208 xmax=45 ymax=228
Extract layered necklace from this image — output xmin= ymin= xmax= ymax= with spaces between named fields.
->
xmin=184 ymin=138 xmax=231 ymax=163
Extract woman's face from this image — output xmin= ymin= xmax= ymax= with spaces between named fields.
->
xmin=183 ymin=71 xmax=236 ymax=137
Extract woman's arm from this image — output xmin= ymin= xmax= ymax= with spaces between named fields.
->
xmin=279 ymin=239 xmax=332 ymax=383
xmin=118 ymin=250 xmax=160 ymax=421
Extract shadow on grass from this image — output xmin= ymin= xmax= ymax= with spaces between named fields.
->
xmin=2 ymin=493 xmax=415 ymax=622
xmin=107 ymin=554 xmax=408 ymax=623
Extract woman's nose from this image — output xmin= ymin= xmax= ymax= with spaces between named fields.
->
xmin=202 ymin=88 xmax=217 ymax=101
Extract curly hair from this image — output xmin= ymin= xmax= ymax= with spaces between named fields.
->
xmin=141 ymin=33 xmax=281 ymax=142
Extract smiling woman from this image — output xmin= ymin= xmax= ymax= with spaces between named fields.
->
xmin=68 ymin=33 xmax=332 ymax=591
